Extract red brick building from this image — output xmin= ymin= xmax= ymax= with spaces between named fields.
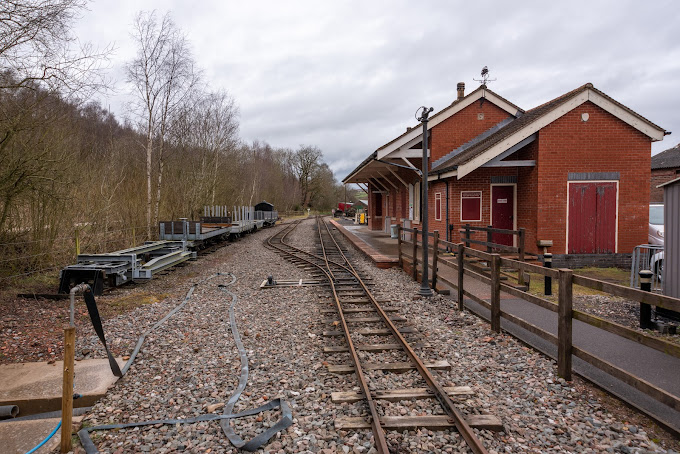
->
xmin=651 ymin=143 xmax=680 ymax=203
xmin=343 ymin=83 xmax=668 ymax=265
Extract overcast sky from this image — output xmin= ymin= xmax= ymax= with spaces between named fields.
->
xmin=76 ymin=0 xmax=680 ymax=181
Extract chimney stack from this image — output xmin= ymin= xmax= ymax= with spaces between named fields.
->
xmin=457 ymin=82 xmax=465 ymax=100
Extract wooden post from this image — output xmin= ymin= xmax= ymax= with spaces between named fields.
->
xmin=518 ymin=228 xmax=526 ymax=286
xmin=457 ymin=243 xmax=465 ymax=311
xmin=61 ymin=326 xmax=76 ymax=453
xmin=432 ymin=231 xmax=439 ymax=290
xmin=464 ymin=224 xmax=471 ymax=247
xmin=132 ymin=226 xmax=136 ymax=248
xmin=74 ymin=228 xmax=80 ymax=257
xmin=558 ymin=268 xmax=573 ymax=380
xmin=412 ymin=227 xmax=418 ymax=281
xmin=490 ymin=253 xmax=501 ymax=333
xmin=397 ymin=225 xmax=402 ymax=268
xmin=486 ymin=225 xmax=493 ymax=253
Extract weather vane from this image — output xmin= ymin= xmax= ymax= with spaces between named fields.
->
xmin=473 ymin=66 xmax=496 ymax=105
xmin=473 ymin=66 xmax=496 ymax=87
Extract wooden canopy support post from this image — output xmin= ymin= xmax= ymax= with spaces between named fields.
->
xmin=490 ymin=254 xmax=501 ymax=333
xmin=558 ymin=269 xmax=573 ymax=380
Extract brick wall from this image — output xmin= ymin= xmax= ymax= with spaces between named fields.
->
xmin=536 ymin=101 xmax=652 ymax=255
xmin=430 ymin=101 xmax=513 ymax=163
xmin=651 ymin=168 xmax=678 ymax=202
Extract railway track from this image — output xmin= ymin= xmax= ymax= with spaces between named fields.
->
xmin=267 ymin=217 xmax=500 ymax=453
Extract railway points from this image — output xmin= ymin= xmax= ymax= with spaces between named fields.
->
xmin=1 ymin=216 xmax=679 ymax=453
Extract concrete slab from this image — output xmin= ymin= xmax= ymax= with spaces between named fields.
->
xmin=0 ymin=357 xmax=124 ymax=416
xmin=0 ymin=415 xmax=84 ymax=454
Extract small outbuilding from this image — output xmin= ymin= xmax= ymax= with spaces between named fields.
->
xmin=651 ymin=143 xmax=680 ymax=202
xmin=658 ymin=177 xmax=680 ymax=299
xmin=254 ymin=201 xmax=275 ymax=212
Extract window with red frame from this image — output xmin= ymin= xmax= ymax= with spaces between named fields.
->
xmin=461 ymin=191 xmax=482 ymax=222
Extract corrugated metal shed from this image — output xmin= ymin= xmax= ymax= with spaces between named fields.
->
xmin=658 ymin=177 xmax=680 ymax=298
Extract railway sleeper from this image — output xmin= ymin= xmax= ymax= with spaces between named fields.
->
xmin=322 ymin=315 xmax=407 ymax=323
xmin=334 ymin=414 xmax=504 ymax=432
xmin=323 ymin=342 xmax=430 ymax=353
xmin=319 ymin=307 xmax=399 ymax=314
xmin=327 ymin=360 xmax=450 ymax=374
xmin=323 ymin=327 xmax=417 ymax=336
xmin=331 ymin=386 xmax=473 ymax=403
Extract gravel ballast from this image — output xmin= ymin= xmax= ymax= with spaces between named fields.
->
xmin=52 ymin=219 xmax=678 ymax=453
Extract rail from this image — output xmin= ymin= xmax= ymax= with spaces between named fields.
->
xmin=397 ymin=225 xmax=680 ymax=416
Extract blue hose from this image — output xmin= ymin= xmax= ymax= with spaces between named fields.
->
xmin=25 ymin=420 xmax=61 ymax=454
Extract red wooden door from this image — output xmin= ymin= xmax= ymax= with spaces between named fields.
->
xmin=568 ymin=182 xmax=617 ymax=253
xmin=491 ymin=185 xmax=514 ymax=246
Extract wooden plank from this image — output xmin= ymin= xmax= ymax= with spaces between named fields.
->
xmin=323 ymin=315 xmax=407 ymax=324
xmin=573 ymin=347 xmax=680 ymax=412
xmin=323 ymin=327 xmax=417 ymax=337
xmin=335 ymin=414 xmax=503 ymax=432
xmin=331 ymin=386 xmax=474 ymax=403
xmin=572 ymin=275 xmax=680 ymax=312
xmin=61 ymin=326 xmax=76 ymax=453
xmin=328 ymin=360 xmax=450 ymax=374
xmin=499 ymin=256 xmax=560 ymax=279
xmin=323 ymin=342 xmax=429 ymax=353
xmin=572 ymin=310 xmax=680 ymax=359
xmin=558 ymin=269 xmax=573 ymax=380
xmin=463 ymin=290 xmax=491 ymax=310
xmin=320 ymin=307 xmax=398 ymax=314
xmin=462 ymin=237 xmax=519 ymax=253
xmin=501 ymin=311 xmax=558 ymax=344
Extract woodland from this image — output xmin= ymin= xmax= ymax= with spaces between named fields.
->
xmin=0 ymin=1 xmax=351 ymax=285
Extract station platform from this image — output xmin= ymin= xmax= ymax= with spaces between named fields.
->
xmin=330 ymin=217 xmax=680 ymax=434
xmin=329 ymin=218 xmax=399 ymax=268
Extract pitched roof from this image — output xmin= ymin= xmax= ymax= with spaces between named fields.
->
xmin=431 ymin=83 xmax=667 ymax=176
xmin=651 ymin=143 xmax=680 ymax=170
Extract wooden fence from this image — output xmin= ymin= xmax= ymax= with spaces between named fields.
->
xmin=397 ymin=225 xmax=680 ymax=413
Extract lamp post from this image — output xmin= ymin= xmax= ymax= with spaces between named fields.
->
xmin=417 ymin=106 xmax=434 ymax=297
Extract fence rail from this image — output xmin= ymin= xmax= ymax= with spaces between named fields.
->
xmin=396 ymin=225 xmax=680 ymax=413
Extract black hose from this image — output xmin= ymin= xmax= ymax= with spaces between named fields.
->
xmin=78 ymin=273 xmax=292 ymax=453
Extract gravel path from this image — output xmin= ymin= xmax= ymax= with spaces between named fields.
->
xmin=57 ymin=219 xmax=678 ymax=453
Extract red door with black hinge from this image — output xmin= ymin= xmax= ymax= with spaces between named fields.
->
xmin=491 ymin=185 xmax=514 ymax=246
xmin=568 ymin=182 xmax=617 ymax=253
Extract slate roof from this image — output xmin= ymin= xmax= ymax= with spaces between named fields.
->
xmin=651 ymin=143 xmax=680 ymax=170
xmin=431 ymin=83 xmax=667 ymax=174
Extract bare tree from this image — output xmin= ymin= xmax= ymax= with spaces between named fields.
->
xmin=0 ymin=0 xmax=111 ymax=99
xmin=126 ymin=10 xmax=200 ymax=236
xmin=291 ymin=145 xmax=322 ymax=208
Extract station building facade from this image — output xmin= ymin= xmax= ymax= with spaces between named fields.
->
xmin=343 ymin=83 xmax=667 ymax=263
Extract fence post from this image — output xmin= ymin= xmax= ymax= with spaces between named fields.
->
xmin=457 ymin=243 xmax=465 ymax=311
xmin=432 ymin=231 xmax=439 ymax=290
xmin=412 ymin=227 xmax=418 ymax=281
xmin=132 ymin=226 xmax=136 ymax=248
xmin=397 ymin=225 xmax=402 ymax=268
xmin=60 ymin=326 xmax=76 ymax=452
xmin=490 ymin=253 xmax=501 ymax=333
xmin=558 ymin=268 xmax=573 ymax=380
xmin=487 ymin=225 xmax=493 ymax=253
xmin=639 ymin=269 xmax=653 ymax=329
xmin=518 ymin=228 xmax=526 ymax=286
xmin=464 ymin=224 xmax=471 ymax=247
xmin=544 ymin=253 xmax=553 ymax=296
